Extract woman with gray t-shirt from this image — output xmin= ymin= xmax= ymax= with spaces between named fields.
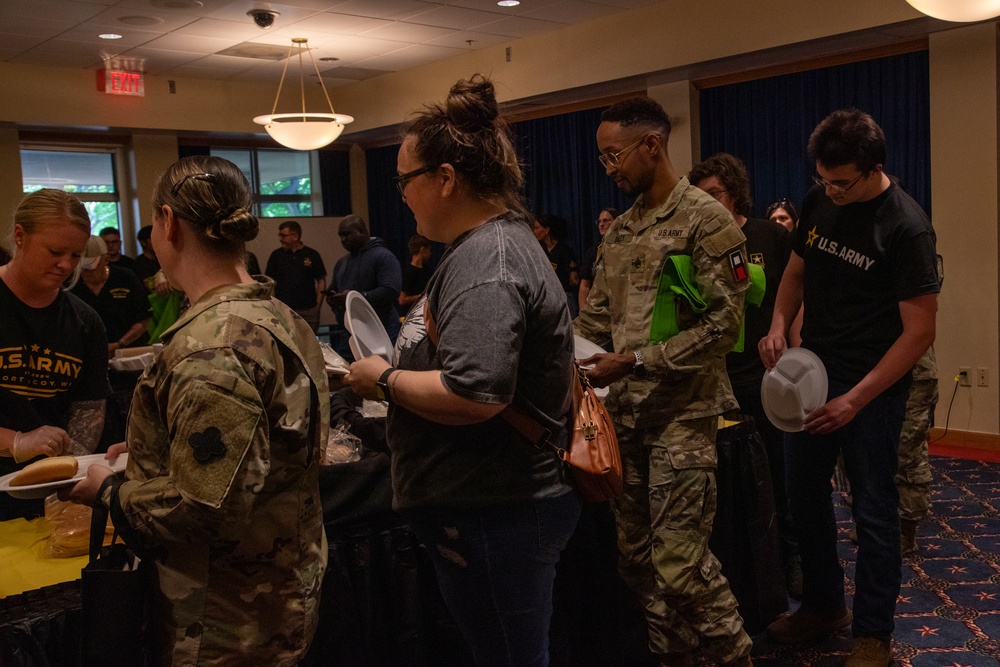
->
xmin=345 ymin=75 xmax=580 ymax=667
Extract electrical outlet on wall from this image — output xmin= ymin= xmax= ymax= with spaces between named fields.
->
xmin=959 ymin=367 xmax=971 ymax=387
xmin=978 ymin=368 xmax=989 ymax=387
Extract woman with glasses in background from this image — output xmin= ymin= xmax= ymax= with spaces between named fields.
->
xmin=64 ymin=156 xmax=329 ymax=665
xmin=345 ymin=74 xmax=580 ymax=667
xmin=767 ymin=198 xmax=800 ymax=232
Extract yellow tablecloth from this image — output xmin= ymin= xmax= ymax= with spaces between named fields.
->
xmin=0 ymin=517 xmax=86 ymax=598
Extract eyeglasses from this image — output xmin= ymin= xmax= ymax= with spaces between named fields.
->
xmin=393 ymin=164 xmax=440 ymax=196
xmin=812 ymin=172 xmax=864 ymax=196
xmin=170 ymin=172 xmax=214 ymax=197
xmin=598 ymin=136 xmax=646 ymax=169
xmin=703 ymin=188 xmax=728 ymax=200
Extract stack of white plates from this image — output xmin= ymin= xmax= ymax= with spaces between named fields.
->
xmin=344 ymin=291 xmax=394 ymax=364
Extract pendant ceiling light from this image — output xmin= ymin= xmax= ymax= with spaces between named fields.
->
xmin=905 ymin=0 xmax=1000 ymax=21
xmin=253 ymin=38 xmax=353 ymax=151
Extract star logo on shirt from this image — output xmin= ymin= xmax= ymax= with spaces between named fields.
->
xmin=806 ymin=225 xmax=819 ymax=248
xmin=31 ymin=344 xmax=40 ymax=352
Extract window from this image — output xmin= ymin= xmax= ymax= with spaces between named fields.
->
xmin=20 ymin=148 xmax=125 ymax=235
xmin=211 ymin=148 xmax=320 ymax=218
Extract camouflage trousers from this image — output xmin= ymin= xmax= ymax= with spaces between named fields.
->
xmin=612 ymin=416 xmax=752 ymax=662
xmin=896 ymin=378 xmax=939 ymax=522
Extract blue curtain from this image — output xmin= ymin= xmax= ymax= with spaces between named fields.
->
xmin=366 ymin=143 xmax=419 ymax=267
xmin=515 ymin=108 xmax=633 ymax=259
xmin=319 ymin=150 xmax=352 ymax=216
xmin=365 ymin=108 xmax=632 ymax=263
xmin=699 ymin=50 xmax=931 ymax=219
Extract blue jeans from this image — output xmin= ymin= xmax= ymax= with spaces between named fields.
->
xmin=404 ymin=493 xmax=581 ymax=667
xmin=786 ymin=379 xmax=907 ymax=640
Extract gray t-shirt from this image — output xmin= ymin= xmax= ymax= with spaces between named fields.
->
xmin=387 ymin=213 xmax=576 ymax=511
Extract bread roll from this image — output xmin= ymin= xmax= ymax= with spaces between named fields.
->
xmin=10 ymin=456 xmax=80 ymax=487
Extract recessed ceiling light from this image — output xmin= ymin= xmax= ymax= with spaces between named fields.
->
xmin=497 ymin=0 xmax=520 ymax=6
xmin=99 ymin=33 xmax=124 ymax=40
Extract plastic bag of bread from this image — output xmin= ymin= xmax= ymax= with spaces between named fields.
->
xmin=42 ymin=494 xmax=114 ymax=558
xmin=323 ymin=421 xmax=362 ymax=465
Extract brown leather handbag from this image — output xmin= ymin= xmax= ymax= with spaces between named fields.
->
xmin=500 ymin=363 xmax=623 ymax=503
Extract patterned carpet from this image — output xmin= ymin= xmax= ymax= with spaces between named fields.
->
xmin=751 ymin=456 xmax=1000 ymax=666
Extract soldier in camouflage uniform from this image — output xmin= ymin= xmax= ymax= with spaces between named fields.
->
xmin=65 ymin=156 xmax=329 ymax=667
xmin=896 ymin=346 xmax=938 ymax=554
xmin=575 ymin=97 xmax=753 ymax=667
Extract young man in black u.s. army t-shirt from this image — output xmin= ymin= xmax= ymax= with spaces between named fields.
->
xmin=760 ymin=109 xmax=938 ymax=667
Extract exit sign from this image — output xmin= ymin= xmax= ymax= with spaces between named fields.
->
xmin=97 ymin=69 xmax=145 ymax=97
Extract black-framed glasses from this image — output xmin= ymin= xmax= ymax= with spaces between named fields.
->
xmin=812 ymin=172 xmax=864 ymax=196
xmin=393 ymin=164 xmax=440 ymax=196
xmin=703 ymin=187 xmax=728 ymax=200
xmin=598 ymin=136 xmax=646 ymax=169
xmin=170 ymin=172 xmax=214 ymax=197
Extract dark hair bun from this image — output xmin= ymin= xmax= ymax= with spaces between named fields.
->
xmin=445 ymin=75 xmax=499 ymax=133
xmin=215 ymin=207 xmax=258 ymax=244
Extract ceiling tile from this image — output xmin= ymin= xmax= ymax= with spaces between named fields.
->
xmin=329 ymin=0 xmax=437 ymax=21
xmin=522 ymin=0 xmax=620 ymax=23
xmin=356 ymin=42 xmax=463 ymax=70
xmin=172 ymin=18 xmax=268 ymax=40
xmin=471 ymin=15 xmax=566 ymax=37
xmin=141 ymin=32 xmax=246 ymax=52
xmin=423 ymin=30 xmax=510 ymax=49
xmin=359 ymin=22 xmax=455 ymax=43
xmin=289 ymin=12 xmax=393 ymax=35
xmin=403 ymin=5 xmax=506 ymax=29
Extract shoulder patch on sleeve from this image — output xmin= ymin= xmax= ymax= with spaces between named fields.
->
xmin=728 ymin=249 xmax=749 ymax=282
xmin=171 ymin=379 xmax=262 ymax=509
xmin=701 ymin=222 xmax=745 ymax=258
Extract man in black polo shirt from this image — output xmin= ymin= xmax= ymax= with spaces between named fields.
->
xmin=759 ymin=109 xmax=938 ymax=667
xmin=265 ymin=220 xmax=327 ymax=332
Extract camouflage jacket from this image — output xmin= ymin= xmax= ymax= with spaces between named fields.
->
xmin=108 ymin=278 xmax=329 ymax=666
xmin=575 ymin=177 xmax=750 ymax=428
xmin=911 ymin=345 xmax=937 ymax=382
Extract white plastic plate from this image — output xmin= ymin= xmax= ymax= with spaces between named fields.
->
xmin=761 ymin=348 xmax=829 ymax=432
xmin=0 ymin=453 xmax=128 ymax=500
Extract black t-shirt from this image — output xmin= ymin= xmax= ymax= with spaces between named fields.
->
xmin=388 ymin=215 xmax=575 ymax=512
xmin=132 ymin=253 xmax=160 ymax=286
xmin=0 ymin=278 xmax=110 ymax=432
xmin=795 ymin=182 xmax=939 ymax=391
xmin=401 ymin=263 xmax=432 ymax=298
xmin=71 ymin=265 xmax=151 ymax=346
xmin=543 ymin=241 xmax=579 ymax=292
xmin=265 ymin=245 xmax=327 ymax=311
xmin=109 ymin=254 xmax=137 ymax=275
xmin=726 ymin=218 xmax=791 ymax=388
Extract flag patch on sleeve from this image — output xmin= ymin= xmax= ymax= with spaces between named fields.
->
xmin=729 ymin=249 xmax=748 ymax=281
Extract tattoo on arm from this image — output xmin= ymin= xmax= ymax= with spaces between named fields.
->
xmin=67 ymin=399 xmax=106 ymax=454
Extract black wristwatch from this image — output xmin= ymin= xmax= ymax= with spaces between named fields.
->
xmin=632 ymin=350 xmax=647 ymax=379
xmin=375 ymin=368 xmax=395 ymax=403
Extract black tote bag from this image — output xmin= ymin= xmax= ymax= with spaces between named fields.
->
xmin=80 ymin=496 xmax=151 ymax=667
